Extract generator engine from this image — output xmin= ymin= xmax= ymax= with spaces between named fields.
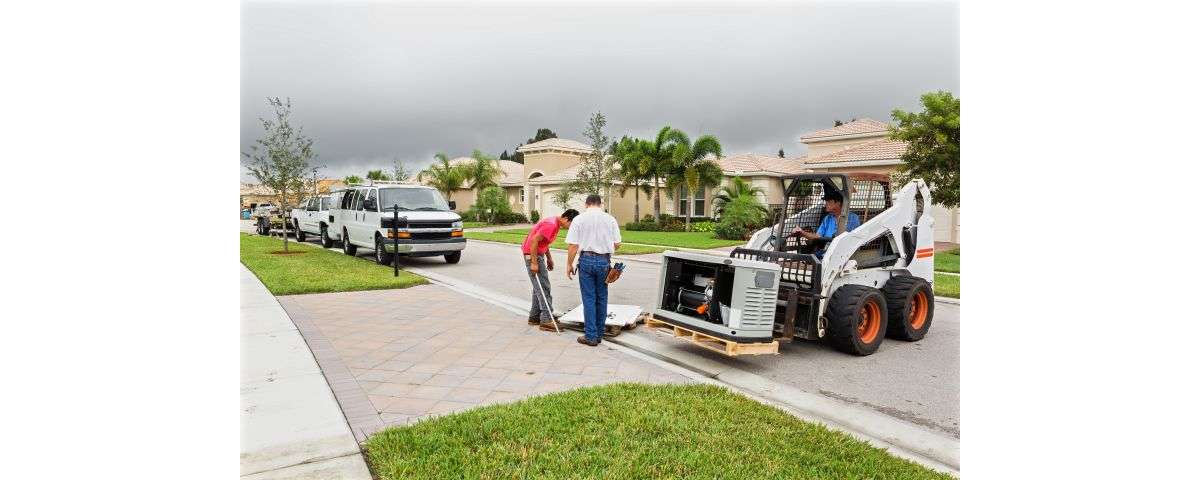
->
xmin=654 ymin=251 xmax=782 ymax=343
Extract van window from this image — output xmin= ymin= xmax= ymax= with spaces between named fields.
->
xmin=320 ymin=198 xmax=330 ymax=210
xmin=379 ymin=188 xmax=450 ymax=212
xmin=364 ymin=190 xmax=378 ymax=211
xmin=352 ymin=190 xmax=364 ymax=210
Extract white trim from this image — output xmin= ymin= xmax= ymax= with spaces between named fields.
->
xmin=802 ymin=158 xmax=902 ymax=169
xmin=798 ymin=131 xmax=889 ymax=143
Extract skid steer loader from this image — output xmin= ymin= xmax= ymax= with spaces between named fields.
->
xmin=649 ymin=172 xmax=935 ymax=356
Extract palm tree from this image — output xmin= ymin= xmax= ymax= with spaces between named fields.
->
xmin=646 ymin=126 xmax=685 ymax=220
xmin=614 ymin=136 xmax=654 ymax=221
xmin=461 ymin=149 xmax=503 ymax=203
xmin=417 ymin=153 xmax=465 ymax=201
xmin=712 ymin=176 xmax=766 ymax=217
xmin=664 ymin=130 xmax=724 ymax=231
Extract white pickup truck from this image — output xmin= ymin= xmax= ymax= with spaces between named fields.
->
xmin=289 ymin=195 xmax=332 ymax=244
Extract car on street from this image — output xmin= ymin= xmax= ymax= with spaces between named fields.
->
xmin=327 ymin=182 xmax=465 ymax=264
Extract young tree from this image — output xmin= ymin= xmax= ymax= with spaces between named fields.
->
xmin=417 ymin=153 xmax=466 ymax=202
xmin=499 ymin=150 xmax=510 ymax=160
xmin=305 ymin=165 xmax=325 ymax=197
xmin=664 ymin=129 xmax=724 ymax=231
xmin=344 ymin=175 xmax=364 ymax=185
xmin=647 ymin=126 xmax=685 ymax=220
xmin=552 ymin=188 xmax=573 ymax=210
xmin=712 ymin=176 xmax=766 ymax=217
xmin=890 ymin=90 xmax=960 ymax=207
xmin=474 ymin=186 xmax=511 ymax=224
xmin=391 ymin=157 xmax=411 ymax=183
xmin=778 ymin=148 xmax=785 ymax=158
xmin=567 ymin=112 xmax=615 ymax=208
xmin=243 ymin=97 xmax=316 ymax=252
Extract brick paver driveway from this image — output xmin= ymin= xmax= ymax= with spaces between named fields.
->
xmin=278 ymin=284 xmax=692 ymax=441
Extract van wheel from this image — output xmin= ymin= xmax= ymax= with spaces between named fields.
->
xmin=824 ymin=285 xmax=888 ymax=356
xmin=320 ymin=225 xmax=333 ymax=248
xmin=444 ymin=251 xmax=461 ymax=264
xmin=882 ymin=276 xmax=934 ymax=341
xmin=342 ymin=229 xmax=357 ymax=255
xmin=296 ymin=225 xmax=307 ymax=242
xmin=375 ymin=236 xmax=394 ymax=265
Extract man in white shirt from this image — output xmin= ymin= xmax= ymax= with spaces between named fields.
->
xmin=565 ymin=194 xmax=622 ymax=346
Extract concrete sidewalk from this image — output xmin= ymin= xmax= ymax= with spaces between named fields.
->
xmin=241 ymin=266 xmax=371 ymax=479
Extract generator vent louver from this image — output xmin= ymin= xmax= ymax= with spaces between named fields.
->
xmin=739 ymin=287 xmax=776 ymax=329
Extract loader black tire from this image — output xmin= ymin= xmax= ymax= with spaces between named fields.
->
xmin=882 ymin=276 xmax=934 ymax=341
xmin=825 ymin=285 xmax=888 ymax=356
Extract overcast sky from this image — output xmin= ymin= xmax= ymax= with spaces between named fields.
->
xmin=241 ymin=1 xmax=958 ymax=180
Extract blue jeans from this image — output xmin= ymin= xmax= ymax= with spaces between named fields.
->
xmin=577 ymin=255 xmax=610 ymax=342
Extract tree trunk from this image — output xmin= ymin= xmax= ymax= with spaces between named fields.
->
xmin=685 ymin=183 xmax=692 ymax=232
xmin=652 ymin=177 xmax=661 ymax=220
xmin=281 ymin=190 xmax=289 ymax=252
xmin=633 ymin=185 xmax=640 ymax=221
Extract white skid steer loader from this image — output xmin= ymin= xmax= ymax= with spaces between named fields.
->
xmin=650 ymin=172 xmax=936 ymax=356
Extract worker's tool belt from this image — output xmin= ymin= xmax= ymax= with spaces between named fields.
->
xmin=605 ymin=267 xmax=622 ymax=284
xmin=581 ymin=251 xmax=611 ymax=258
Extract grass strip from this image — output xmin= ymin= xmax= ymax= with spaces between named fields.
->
xmin=364 ymin=383 xmax=951 ymax=480
xmin=934 ymin=273 xmax=959 ymax=298
xmin=240 ymin=233 xmax=427 ymax=295
xmin=496 ymin=227 xmax=743 ymax=249
xmin=464 ymin=231 xmax=667 ymax=255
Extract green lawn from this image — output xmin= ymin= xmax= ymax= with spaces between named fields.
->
xmin=934 ymin=248 xmax=959 ymax=273
xmin=496 ymin=227 xmax=743 ymax=250
xmin=462 ymin=221 xmax=488 ymax=229
xmin=934 ymin=273 xmax=959 ymax=299
xmin=464 ymin=231 xmax=667 ymax=255
xmin=240 ymin=233 xmax=427 ymax=295
xmin=364 ymin=383 xmax=950 ymax=480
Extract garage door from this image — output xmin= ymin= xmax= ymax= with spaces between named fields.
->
xmin=540 ymin=189 xmax=586 ymax=219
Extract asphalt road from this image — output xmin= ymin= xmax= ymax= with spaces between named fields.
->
xmin=258 ymin=223 xmax=960 ymax=437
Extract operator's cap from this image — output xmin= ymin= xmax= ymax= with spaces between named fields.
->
xmin=822 ymin=190 xmax=844 ymax=202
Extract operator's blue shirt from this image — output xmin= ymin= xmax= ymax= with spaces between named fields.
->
xmin=816 ymin=212 xmax=861 ymax=238
xmin=815 ymin=212 xmax=860 ymax=258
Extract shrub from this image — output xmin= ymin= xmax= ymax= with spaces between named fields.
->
xmin=529 ymin=209 xmax=540 ymax=223
xmin=713 ymin=196 xmax=769 ymax=240
xmin=494 ymin=212 xmax=529 ymax=224
xmin=714 ymin=222 xmax=747 ymax=240
xmin=690 ymin=221 xmax=716 ymax=233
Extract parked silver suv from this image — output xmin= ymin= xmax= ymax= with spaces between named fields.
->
xmin=327 ymin=183 xmax=466 ymax=264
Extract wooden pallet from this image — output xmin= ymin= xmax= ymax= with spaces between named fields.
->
xmin=643 ymin=316 xmax=779 ymax=357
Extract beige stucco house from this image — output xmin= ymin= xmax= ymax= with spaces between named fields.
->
xmin=428 ymin=120 xmax=958 ymax=244
xmin=795 ymin=119 xmax=961 ymax=243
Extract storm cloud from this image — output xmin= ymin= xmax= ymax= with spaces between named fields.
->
xmin=241 ymin=1 xmax=958 ymax=180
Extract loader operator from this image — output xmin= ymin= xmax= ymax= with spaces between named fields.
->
xmin=791 ymin=190 xmax=860 ymax=258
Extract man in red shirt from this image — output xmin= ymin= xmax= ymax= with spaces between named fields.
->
xmin=523 ymin=209 xmax=579 ymax=330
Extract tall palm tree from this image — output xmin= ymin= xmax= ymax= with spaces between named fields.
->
xmin=417 ymin=153 xmax=465 ymax=201
xmin=664 ymin=130 xmax=724 ymax=231
xmin=462 ymin=149 xmax=503 ymax=202
xmin=712 ymin=176 xmax=766 ymax=216
xmin=646 ymin=126 xmax=686 ymax=220
xmin=614 ymin=137 xmax=654 ymax=221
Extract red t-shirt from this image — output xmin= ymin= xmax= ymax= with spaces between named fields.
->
xmin=521 ymin=217 xmax=561 ymax=255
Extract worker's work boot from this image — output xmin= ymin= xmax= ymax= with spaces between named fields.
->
xmin=539 ymin=320 xmax=559 ymax=332
xmin=528 ymin=316 xmax=541 ymax=325
xmin=576 ymin=336 xmax=599 ymax=347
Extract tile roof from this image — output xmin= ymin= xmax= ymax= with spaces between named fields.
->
xmin=715 ymin=153 xmax=807 ymax=176
xmin=515 ymin=137 xmax=593 ymax=154
xmin=801 ymin=138 xmax=907 ymax=165
xmin=799 ymin=118 xmax=891 ymax=141
xmin=240 ymin=183 xmax=275 ymax=195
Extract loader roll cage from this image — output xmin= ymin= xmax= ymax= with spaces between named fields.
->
xmin=728 ymin=172 xmax=896 ymax=341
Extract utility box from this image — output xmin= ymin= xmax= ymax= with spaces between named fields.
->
xmin=653 ymin=250 xmax=782 ymax=344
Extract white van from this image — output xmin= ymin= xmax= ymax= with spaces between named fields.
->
xmin=327 ymin=183 xmax=465 ymax=264
xmin=290 ymin=195 xmax=331 ymax=243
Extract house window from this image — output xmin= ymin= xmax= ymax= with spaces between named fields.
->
xmin=520 ymin=187 xmax=525 ymax=203
xmin=677 ymin=186 xmax=706 ymax=217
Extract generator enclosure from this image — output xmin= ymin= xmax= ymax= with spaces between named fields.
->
xmin=654 ymin=251 xmax=782 ymax=343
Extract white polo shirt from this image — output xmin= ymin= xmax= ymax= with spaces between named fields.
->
xmin=565 ymin=207 xmax=622 ymax=254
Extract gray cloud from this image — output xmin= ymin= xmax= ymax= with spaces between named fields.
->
xmin=242 ymin=1 xmax=958 ymax=180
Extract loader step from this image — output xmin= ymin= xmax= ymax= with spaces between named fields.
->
xmin=643 ymin=316 xmax=779 ymax=357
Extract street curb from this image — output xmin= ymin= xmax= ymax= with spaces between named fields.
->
xmin=408 ymin=264 xmax=960 ymax=475
xmin=935 ymin=296 xmax=960 ymax=305
xmin=463 ymin=238 xmax=666 ymax=265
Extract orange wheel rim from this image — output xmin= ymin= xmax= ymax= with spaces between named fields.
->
xmin=908 ymin=290 xmax=929 ymax=330
xmin=857 ymin=300 xmax=881 ymax=344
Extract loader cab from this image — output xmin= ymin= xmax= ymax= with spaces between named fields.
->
xmin=776 ymin=173 xmax=899 ymax=266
